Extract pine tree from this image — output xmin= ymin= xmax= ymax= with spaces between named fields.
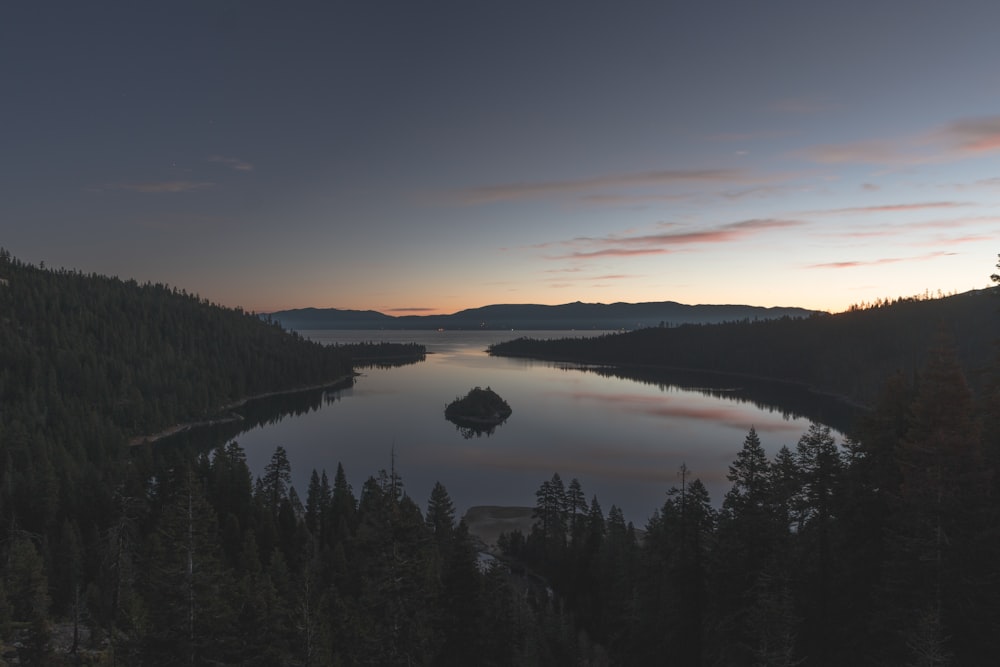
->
xmin=330 ymin=461 xmax=357 ymax=542
xmin=435 ymin=520 xmax=484 ymax=665
xmin=305 ymin=468 xmax=327 ymax=538
xmin=712 ymin=427 xmax=781 ymax=666
xmin=532 ymin=473 xmax=568 ymax=560
xmin=425 ymin=481 xmax=456 ymax=546
xmin=566 ymin=478 xmax=588 ymax=546
xmin=262 ymin=446 xmax=292 ymax=520
xmin=4 ymin=536 xmax=51 ymax=663
xmin=793 ymin=423 xmax=843 ymax=661
xmin=893 ymin=339 xmax=993 ymax=663
xmin=352 ymin=473 xmax=438 ymax=665
xmin=142 ymin=467 xmax=234 ymax=666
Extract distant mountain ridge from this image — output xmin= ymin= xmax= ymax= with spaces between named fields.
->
xmin=267 ymin=300 xmax=821 ymax=331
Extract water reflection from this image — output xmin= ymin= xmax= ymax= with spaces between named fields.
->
xmin=160 ymin=330 xmax=862 ymax=522
xmin=447 ymin=420 xmax=507 ymax=439
xmin=576 ymin=366 xmax=862 ymax=435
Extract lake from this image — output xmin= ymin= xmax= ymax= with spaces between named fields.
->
xmin=216 ymin=330 xmax=859 ymax=524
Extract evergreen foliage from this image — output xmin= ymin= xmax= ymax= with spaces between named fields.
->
xmin=444 ymin=386 xmax=512 ymax=423
xmin=489 ymin=287 xmax=1000 ymax=407
xmin=1 ymin=248 xmax=998 ymax=663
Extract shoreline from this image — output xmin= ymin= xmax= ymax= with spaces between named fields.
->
xmin=127 ymin=374 xmax=355 ymax=446
xmin=489 ymin=351 xmax=871 ymax=410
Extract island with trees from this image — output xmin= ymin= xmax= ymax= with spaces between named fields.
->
xmin=444 ymin=386 xmax=512 ymax=437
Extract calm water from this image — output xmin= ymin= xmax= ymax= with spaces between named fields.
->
xmin=225 ymin=330 xmax=855 ymax=523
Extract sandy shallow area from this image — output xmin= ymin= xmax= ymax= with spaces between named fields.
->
xmin=462 ymin=505 xmax=536 ymax=552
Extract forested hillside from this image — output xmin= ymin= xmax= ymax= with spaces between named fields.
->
xmin=0 ymin=250 xmax=346 ymax=663
xmin=0 ymin=249 xmax=352 ymax=438
xmin=489 ymin=288 xmax=1000 ymax=406
xmin=1 ymin=249 xmax=997 ymax=664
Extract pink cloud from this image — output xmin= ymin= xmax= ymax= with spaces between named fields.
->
xmin=803 ymin=114 xmax=1000 ymax=166
xmin=620 ymin=218 xmax=802 ymax=246
xmin=544 ymin=218 xmax=804 ymax=261
xmin=942 ymin=116 xmax=1000 ymax=153
xmin=910 ymin=234 xmax=995 ymax=247
xmin=452 ymin=168 xmax=745 ymax=204
xmin=579 ymin=193 xmax=693 ymax=205
xmin=803 ymin=139 xmax=909 ymax=165
xmin=560 ymin=248 xmax=673 ymax=259
xmin=807 ymin=251 xmax=954 ymax=269
xmin=822 ymin=201 xmax=969 ymax=214
xmin=824 ymin=216 xmax=998 ymax=240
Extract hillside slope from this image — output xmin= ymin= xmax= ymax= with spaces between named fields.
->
xmin=489 ymin=289 xmax=1000 ymax=406
xmin=0 ymin=249 xmax=352 ymax=444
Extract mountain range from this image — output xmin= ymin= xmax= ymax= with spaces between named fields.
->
xmin=267 ymin=301 xmax=822 ymax=331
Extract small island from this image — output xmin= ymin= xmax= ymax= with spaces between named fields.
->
xmin=444 ymin=386 xmax=512 ymax=437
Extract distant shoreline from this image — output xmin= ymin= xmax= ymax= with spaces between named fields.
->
xmin=127 ymin=374 xmax=355 ymax=446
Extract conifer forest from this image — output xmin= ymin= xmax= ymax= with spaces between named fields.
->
xmin=1 ymin=248 xmax=999 ymax=665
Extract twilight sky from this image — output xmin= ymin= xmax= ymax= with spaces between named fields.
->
xmin=3 ymin=1 xmax=1000 ymax=314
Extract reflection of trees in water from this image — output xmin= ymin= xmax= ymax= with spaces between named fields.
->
xmin=338 ymin=342 xmax=426 ymax=370
xmin=151 ymin=379 xmax=352 ymax=453
xmin=353 ymin=357 xmax=425 ymax=370
xmin=573 ymin=365 xmax=864 ymax=436
xmin=448 ymin=417 xmax=508 ymax=439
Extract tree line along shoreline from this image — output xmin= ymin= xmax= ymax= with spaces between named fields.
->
xmin=1 ymin=248 xmax=998 ymax=664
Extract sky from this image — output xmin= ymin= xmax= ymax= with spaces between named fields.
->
xmin=3 ymin=0 xmax=1000 ymax=315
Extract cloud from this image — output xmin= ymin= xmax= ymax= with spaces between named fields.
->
xmin=941 ymin=116 xmax=1000 ymax=153
xmin=910 ymin=234 xmax=996 ymax=247
xmin=540 ymin=218 xmax=804 ymax=262
xmin=102 ymin=181 xmax=215 ymax=193
xmin=207 ymin=155 xmax=254 ymax=171
xmin=721 ymin=186 xmax=803 ymax=201
xmin=803 ymin=139 xmax=910 ymax=165
xmin=560 ymin=248 xmax=674 ymax=259
xmin=862 ymin=183 xmax=880 ymax=192
xmin=617 ymin=218 xmax=803 ymax=247
xmin=806 ymin=251 xmax=954 ymax=269
xmin=544 ymin=218 xmax=804 ymax=261
xmin=452 ymin=168 xmax=745 ymax=204
xmin=823 ymin=216 xmax=999 ymax=241
xmin=544 ymin=270 xmax=634 ymax=281
xmin=803 ymin=114 xmax=1000 ymax=166
xmin=579 ymin=192 xmax=694 ymax=205
xmin=820 ymin=201 xmax=969 ymax=215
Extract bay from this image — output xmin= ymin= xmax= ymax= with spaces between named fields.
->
xmin=219 ymin=330 xmax=858 ymax=523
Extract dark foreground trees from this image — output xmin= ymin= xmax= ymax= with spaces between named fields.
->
xmin=494 ymin=339 xmax=1000 ymax=665
xmin=2 ymin=249 xmax=999 ymax=663
xmin=2 ymin=347 xmax=998 ymax=664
